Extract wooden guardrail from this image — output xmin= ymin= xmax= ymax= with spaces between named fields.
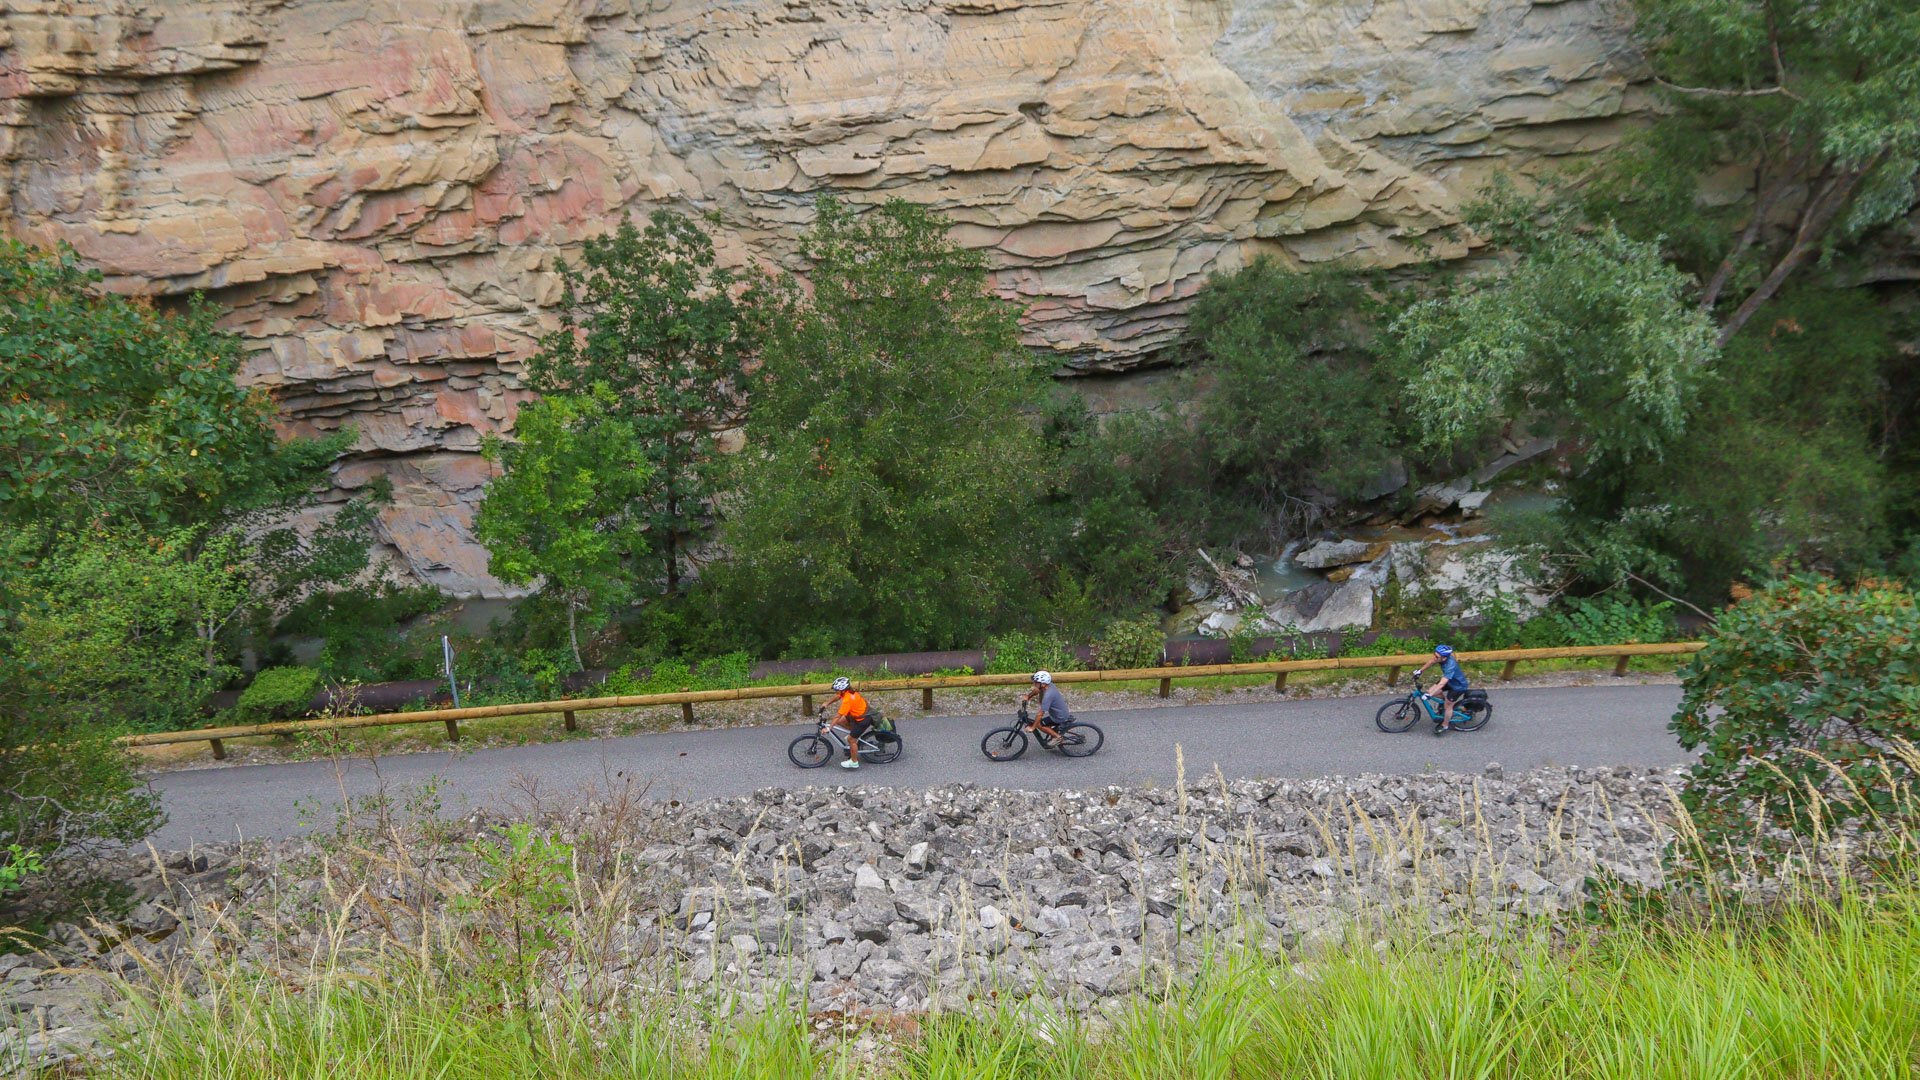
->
xmin=122 ymin=641 xmax=1704 ymax=760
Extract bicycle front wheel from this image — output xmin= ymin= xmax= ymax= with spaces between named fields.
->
xmin=788 ymin=734 xmax=833 ymax=768
xmin=981 ymin=727 xmax=1028 ymax=761
xmin=1375 ymin=699 xmax=1418 ymax=733
xmin=1056 ymin=721 xmax=1104 ymax=758
xmin=865 ymin=730 xmax=903 ymax=764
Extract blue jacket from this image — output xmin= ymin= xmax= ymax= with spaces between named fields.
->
xmin=1439 ymin=656 xmax=1469 ymax=692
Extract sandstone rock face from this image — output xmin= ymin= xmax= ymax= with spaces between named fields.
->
xmin=1 ymin=0 xmax=1647 ymax=594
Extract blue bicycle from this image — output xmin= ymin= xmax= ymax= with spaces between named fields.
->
xmin=1375 ymin=683 xmax=1491 ymax=734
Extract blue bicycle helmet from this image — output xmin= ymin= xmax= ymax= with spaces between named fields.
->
xmin=1433 ymin=645 xmax=1454 ymax=657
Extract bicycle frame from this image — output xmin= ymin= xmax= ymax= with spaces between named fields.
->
xmin=815 ymin=720 xmax=883 ymax=756
xmin=1403 ymin=689 xmax=1450 ymax=721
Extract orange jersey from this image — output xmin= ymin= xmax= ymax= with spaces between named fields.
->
xmin=835 ymin=691 xmax=869 ymax=720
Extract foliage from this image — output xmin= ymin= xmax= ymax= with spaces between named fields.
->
xmin=984 ymin=630 xmax=1080 ymax=676
xmin=1598 ymin=0 xmax=1920 ymax=343
xmin=600 ymin=652 xmax=756 ymax=696
xmin=0 ymin=735 xmax=163 ymax=902
xmin=1091 ymin=614 xmax=1167 ymax=670
xmin=1039 ymin=400 xmax=1186 ymax=618
xmin=1188 ymin=262 xmax=1404 ymax=504
xmin=1394 ymin=213 xmax=1718 ymax=471
xmin=716 ymin=198 xmax=1046 ymax=654
xmin=476 ymin=390 xmax=654 ymax=670
xmin=273 ymin=581 xmax=448 ymax=682
xmin=237 ymin=667 xmax=322 ymax=722
xmin=1671 ymin=576 xmax=1920 ymax=863
xmin=0 ymin=843 xmax=44 ymax=897
xmin=524 ymin=211 xmax=770 ymax=597
xmin=0 ymin=240 xmax=347 ymax=534
xmin=449 ymin=825 xmax=577 ymax=1062
xmin=1548 ymin=594 xmax=1679 ymax=647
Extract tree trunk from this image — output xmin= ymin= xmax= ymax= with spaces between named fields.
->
xmin=567 ymin=600 xmax=583 ymax=672
xmin=1716 ymin=156 xmax=1885 ymax=347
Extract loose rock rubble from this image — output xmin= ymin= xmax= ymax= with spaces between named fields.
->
xmin=5 ymin=764 xmax=1683 ymax=1072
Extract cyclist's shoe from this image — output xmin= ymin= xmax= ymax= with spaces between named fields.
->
xmin=1432 ymin=717 xmax=1447 ymax=736
xmin=840 ymin=759 xmax=860 ymax=770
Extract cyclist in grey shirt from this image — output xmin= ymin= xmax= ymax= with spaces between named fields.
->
xmin=1020 ymin=670 xmax=1069 ymax=738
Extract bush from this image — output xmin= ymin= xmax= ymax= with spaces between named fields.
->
xmin=1091 ymin=615 xmax=1167 ymax=670
xmin=984 ymin=631 xmax=1079 ymax=676
xmin=1548 ymin=594 xmax=1678 ymax=646
xmin=237 ymin=667 xmax=321 ymax=721
xmin=1671 ymin=576 xmax=1920 ymax=864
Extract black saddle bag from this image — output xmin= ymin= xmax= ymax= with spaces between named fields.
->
xmin=1460 ymin=689 xmax=1489 ymax=713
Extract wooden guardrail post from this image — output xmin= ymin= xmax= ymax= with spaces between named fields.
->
xmin=1613 ymin=654 xmax=1632 ymax=677
xmin=921 ymin=687 xmax=934 ymax=711
xmin=1158 ymin=677 xmax=1171 ymax=698
xmin=209 ymin=738 xmax=225 ymax=761
xmin=443 ymin=718 xmax=460 ymax=742
xmin=1386 ymin=665 xmax=1401 ymax=685
xmin=563 ymin=710 xmax=578 ymax=732
xmin=801 ymin=694 xmax=813 ymax=714
xmin=681 ymin=702 xmax=696 ymax=724
xmin=1273 ymin=671 xmax=1288 ymax=692
xmin=1500 ymin=660 xmax=1518 ymax=681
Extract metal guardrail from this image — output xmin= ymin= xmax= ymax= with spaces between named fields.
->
xmin=122 ymin=642 xmax=1705 ymax=760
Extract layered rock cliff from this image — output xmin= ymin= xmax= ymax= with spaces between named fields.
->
xmin=1 ymin=0 xmax=1647 ymax=594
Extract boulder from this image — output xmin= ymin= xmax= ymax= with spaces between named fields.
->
xmin=1294 ymin=539 xmax=1377 ymax=569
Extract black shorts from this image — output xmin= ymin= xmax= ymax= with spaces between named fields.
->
xmin=1442 ymin=687 xmax=1469 ymax=703
xmin=845 ymin=716 xmax=873 ymax=738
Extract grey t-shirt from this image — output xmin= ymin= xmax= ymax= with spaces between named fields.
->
xmin=1036 ymin=685 xmax=1070 ymax=723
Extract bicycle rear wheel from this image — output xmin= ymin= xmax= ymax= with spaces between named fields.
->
xmin=1453 ymin=702 xmax=1492 ymax=732
xmin=1375 ymin=699 xmax=1418 ymax=733
xmin=981 ymin=727 xmax=1028 ymax=761
xmin=1056 ymin=721 xmax=1104 ymax=758
xmin=865 ymin=730 xmax=904 ymax=764
xmin=788 ymin=734 xmax=833 ymax=768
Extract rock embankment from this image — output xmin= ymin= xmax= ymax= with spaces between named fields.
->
xmin=5 ymin=765 xmax=1681 ymax=1072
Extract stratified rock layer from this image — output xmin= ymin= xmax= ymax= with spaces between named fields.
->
xmin=1 ymin=0 xmax=1647 ymax=593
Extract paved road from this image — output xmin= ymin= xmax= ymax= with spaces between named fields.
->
xmin=148 ymin=684 xmax=1690 ymax=849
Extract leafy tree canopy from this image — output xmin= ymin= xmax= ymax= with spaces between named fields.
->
xmin=475 ymin=389 xmax=653 ymax=670
xmin=1597 ymin=0 xmax=1920 ymax=343
xmin=525 ymin=211 xmax=770 ymax=597
xmin=0 ymin=239 xmax=344 ymax=534
xmin=717 ymin=198 xmax=1046 ymax=655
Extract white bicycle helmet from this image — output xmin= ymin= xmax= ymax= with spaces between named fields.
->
xmin=1032 ymin=670 xmax=1053 ymax=685
xmin=832 ymin=676 xmax=852 ymax=692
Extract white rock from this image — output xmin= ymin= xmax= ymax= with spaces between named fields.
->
xmin=1295 ymin=538 xmax=1375 ymax=568
xmin=1457 ymin=490 xmax=1492 ymax=515
xmin=979 ymin=905 xmax=1005 ymax=930
xmin=854 ymin=864 xmax=885 ymax=892
xmin=1295 ymin=579 xmax=1374 ymax=633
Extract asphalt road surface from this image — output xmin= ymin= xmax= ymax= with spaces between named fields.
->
xmin=148 ymin=683 xmax=1691 ymax=849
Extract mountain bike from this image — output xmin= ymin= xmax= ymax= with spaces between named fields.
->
xmin=981 ymin=704 xmax=1104 ymax=761
xmin=788 ymin=711 xmax=904 ymax=768
xmin=1374 ymin=683 xmax=1491 ymax=735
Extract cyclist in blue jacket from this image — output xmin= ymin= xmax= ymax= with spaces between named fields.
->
xmin=1413 ymin=644 xmax=1470 ymax=735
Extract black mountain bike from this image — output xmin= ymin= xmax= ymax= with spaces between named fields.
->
xmin=981 ymin=704 xmax=1104 ymax=761
xmin=788 ymin=711 xmax=904 ymax=768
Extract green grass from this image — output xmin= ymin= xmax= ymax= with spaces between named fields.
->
xmin=93 ymin=884 xmax=1920 ymax=1079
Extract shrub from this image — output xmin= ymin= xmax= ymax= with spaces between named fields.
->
xmin=1671 ymin=576 xmax=1920 ymax=864
xmin=1549 ymin=594 xmax=1678 ymax=646
xmin=237 ymin=667 xmax=322 ymax=721
xmin=984 ymin=631 xmax=1079 ymax=676
xmin=1092 ymin=615 xmax=1167 ymax=670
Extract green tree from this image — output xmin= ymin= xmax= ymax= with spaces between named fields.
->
xmin=1189 ymin=262 xmax=1402 ymax=505
xmin=718 ymin=198 xmax=1046 ymax=654
xmin=0 ymin=240 xmax=343 ymax=533
xmin=1394 ymin=217 xmax=1719 ymax=471
xmin=475 ymin=391 xmax=653 ymax=670
xmin=525 ymin=212 xmax=767 ymax=598
xmin=1672 ymin=576 xmax=1920 ymax=866
xmin=1599 ymin=0 xmax=1920 ymax=344
xmin=0 ymin=240 xmax=370 ymax=900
